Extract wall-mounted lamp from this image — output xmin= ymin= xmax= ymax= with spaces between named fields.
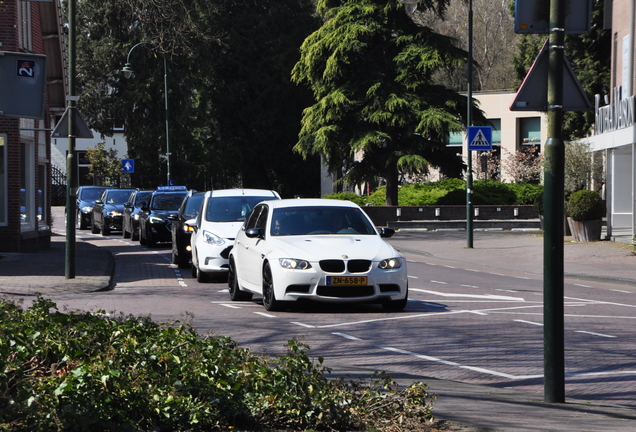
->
xmin=474 ymin=208 xmax=480 ymax=217
xmin=435 ymin=208 xmax=441 ymax=217
xmin=514 ymin=208 xmax=519 ymax=217
xmin=396 ymin=208 xmax=402 ymax=217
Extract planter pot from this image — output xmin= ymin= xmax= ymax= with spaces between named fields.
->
xmin=567 ymin=217 xmax=602 ymax=242
xmin=538 ymin=214 xmax=572 ymax=236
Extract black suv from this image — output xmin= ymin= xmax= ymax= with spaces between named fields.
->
xmin=122 ymin=189 xmax=154 ymax=240
xmin=138 ymin=186 xmax=189 ymax=247
xmin=169 ymin=191 xmax=204 ymax=268
xmin=91 ymin=189 xmax=135 ymax=235
xmin=74 ymin=186 xmax=113 ymax=230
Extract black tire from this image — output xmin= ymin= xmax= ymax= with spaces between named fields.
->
xmin=91 ymin=217 xmax=100 ymax=234
xmin=381 ymin=286 xmax=408 ymax=312
xmin=228 ymin=257 xmax=252 ymax=301
xmin=195 ymin=265 xmax=208 ymax=283
xmin=191 ymin=261 xmax=198 ymax=278
xmin=146 ymin=232 xmax=156 ymax=248
xmin=131 ymin=224 xmax=140 ymax=241
xmin=102 ymin=224 xmax=110 ymax=236
xmin=262 ymin=261 xmax=282 ymax=311
xmin=76 ymin=211 xmax=86 ymax=230
xmin=177 ymin=251 xmax=190 ymax=269
xmin=122 ymin=222 xmax=131 ymax=238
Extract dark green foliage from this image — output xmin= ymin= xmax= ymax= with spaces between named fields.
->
xmin=565 ymin=190 xmax=606 ymax=221
xmin=0 ymin=297 xmax=434 ymax=431
xmin=327 ymin=180 xmax=538 ymax=206
xmin=323 ymin=192 xmax=368 ymax=206
xmin=504 ymin=183 xmax=544 ymax=205
xmin=533 ymin=192 xmax=544 ymax=216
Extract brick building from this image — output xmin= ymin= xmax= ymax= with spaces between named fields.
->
xmin=0 ymin=0 xmax=66 ymax=251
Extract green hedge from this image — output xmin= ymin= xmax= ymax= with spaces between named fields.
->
xmin=1 ymin=297 xmax=435 ymax=431
xmin=325 ymin=181 xmax=543 ymax=206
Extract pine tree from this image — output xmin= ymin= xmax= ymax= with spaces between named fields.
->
xmin=292 ymin=0 xmax=484 ymax=205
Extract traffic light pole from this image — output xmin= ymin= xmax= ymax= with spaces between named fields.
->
xmin=543 ymin=0 xmax=566 ymax=403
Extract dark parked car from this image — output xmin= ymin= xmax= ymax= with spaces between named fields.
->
xmin=122 ymin=189 xmax=154 ymax=241
xmin=138 ymin=186 xmax=189 ymax=247
xmin=74 ymin=186 xmax=113 ymax=230
xmin=91 ymin=189 xmax=135 ymax=235
xmin=169 ymin=191 xmax=204 ymax=268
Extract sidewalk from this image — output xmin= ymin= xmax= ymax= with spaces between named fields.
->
xmin=1 ymin=228 xmax=636 ymax=431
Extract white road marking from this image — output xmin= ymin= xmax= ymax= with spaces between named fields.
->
xmin=611 ymin=289 xmax=631 ymax=293
xmin=412 ymin=289 xmax=525 ymax=302
xmin=218 ymin=289 xmax=229 ymax=293
xmin=380 ymin=346 xmax=541 ymax=380
xmin=443 ymin=265 xmax=456 ymax=269
xmin=430 ymin=280 xmax=448 ymax=284
xmin=333 ymin=332 xmax=362 ymax=341
xmin=465 ymin=310 xmax=488 ymax=315
xmin=574 ymin=284 xmax=592 ymax=288
xmin=565 ymin=296 xmax=636 ymax=309
xmin=220 ymin=304 xmax=241 ymax=309
xmin=254 ymin=312 xmax=277 ymax=318
xmin=514 ymin=319 xmax=543 ymax=326
xmin=317 ymin=310 xmax=466 ymax=328
xmin=408 ymin=275 xmax=419 ymax=279
xmin=576 ymin=331 xmax=616 ymax=338
xmin=291 ymin=322 xmax=315 ymax=328
xmin=461 ymin=284 xmax=479 ymax=288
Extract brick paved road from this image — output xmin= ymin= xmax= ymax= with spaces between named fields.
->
xmin=37 ymin=208 xmax=636 ymax=411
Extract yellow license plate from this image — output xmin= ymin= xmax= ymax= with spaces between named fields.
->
xmin=327 ymin=276 xmax=368 ymax=285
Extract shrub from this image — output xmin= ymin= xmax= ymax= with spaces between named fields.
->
xmin=565 ymin=190 xmax=606 ymax=221
xmin=533 ymin=193 xmax=544 ymax=216
xmin=506 ymin=183 xmax=544 ymax=205
xmin=0 ymin=297 xmax=435 ymax=432
xmin=473 ymin=180 xmax=517 ymax=205
xmin=323 ymin=192 xmax=367 ymax=206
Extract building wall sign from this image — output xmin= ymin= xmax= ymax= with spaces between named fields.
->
xmin=595 ymin=87 xmax=636 ymax=135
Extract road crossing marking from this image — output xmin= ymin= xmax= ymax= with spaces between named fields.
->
xmin=576 ymin=331 xmax=616 ymax=338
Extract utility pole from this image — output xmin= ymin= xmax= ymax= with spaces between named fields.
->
xmin=64 ymin=0 xmax=77 ymax=279
xmin=543 ymin=0 xmax=566 ymax=403
xmin=466 ymin=0 xmax=474 ymax=249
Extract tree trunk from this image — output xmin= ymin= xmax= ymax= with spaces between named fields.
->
xmin=385 ymin=169 xmax=399 ymax=206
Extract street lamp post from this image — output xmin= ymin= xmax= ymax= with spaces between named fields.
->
xmin=122 ymin=42 xmax=172 ymax=186
xmin=400 ymin=0 xmax=473 ymax=247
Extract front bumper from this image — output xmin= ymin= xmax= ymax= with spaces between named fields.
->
xmin=196 ymin=244 xmax=234 ymax=273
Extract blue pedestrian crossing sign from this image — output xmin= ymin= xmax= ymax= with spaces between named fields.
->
xmin=122 ymin=159 xmax=135 ymax=173
xmin=467 ymin=126 xmax=492 ymax=151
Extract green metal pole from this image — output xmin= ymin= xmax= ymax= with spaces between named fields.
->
xmin=466 ymin=0 xmax=473 ymax=248
xmin=64 ymin=0 xmax=77 ymax=279
xmin=163 ymin=54 xmax=171 ymax=186
xmin=544 ymin=0 xmax=566 ymax=403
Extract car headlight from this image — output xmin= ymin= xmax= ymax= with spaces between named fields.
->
xmin=107 ymin=211 xmax=122 ymax=217
xmin=279 ymin=258 xmax=312 ymax=270
xmin=81 ymin=206 xmax=92 ymax=214
xmin=378 ymin=257 xmax=403 ymax=269
xmin=202 ymin=230 xmax=225 ymax=246
xmin=182 ymin=224 xmax=194 ymax=233
xmin=133 ymin=214 xmax=140 ymax=220
xmin=149 ymin=216 xmax=164 ymax=224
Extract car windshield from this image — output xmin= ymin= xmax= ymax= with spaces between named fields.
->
xmin=150 ymin=192 xmax=187 ymax=210
xmin=80 ymin=188 xmax=106 ymax=201
xmin=104 ymin=190 xmax=133 ymax=204
xmin=205 ymin=196 xmax=275 ymax=222
xmin=270 ymin=206 xmax=376 ymax=236
xmin=134 ymin=191 xmax=153 ymax=206
xmin=183 ymin=194 xmax=204 ymax=219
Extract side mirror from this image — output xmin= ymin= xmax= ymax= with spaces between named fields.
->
xmin=94 ymin=199 xmax=104 ymax=205
xmin=245 ymin=228 xmax=264 ymax=239
xmin=167 ymin=213 xmax=178 ymax=221
xmin=124 ymin=203 xmax=132 ymax=209
xmin=378 ymin=227 xmax=395 ymax=238
xmin=184 ymin=218 xmax=197 ymax=231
